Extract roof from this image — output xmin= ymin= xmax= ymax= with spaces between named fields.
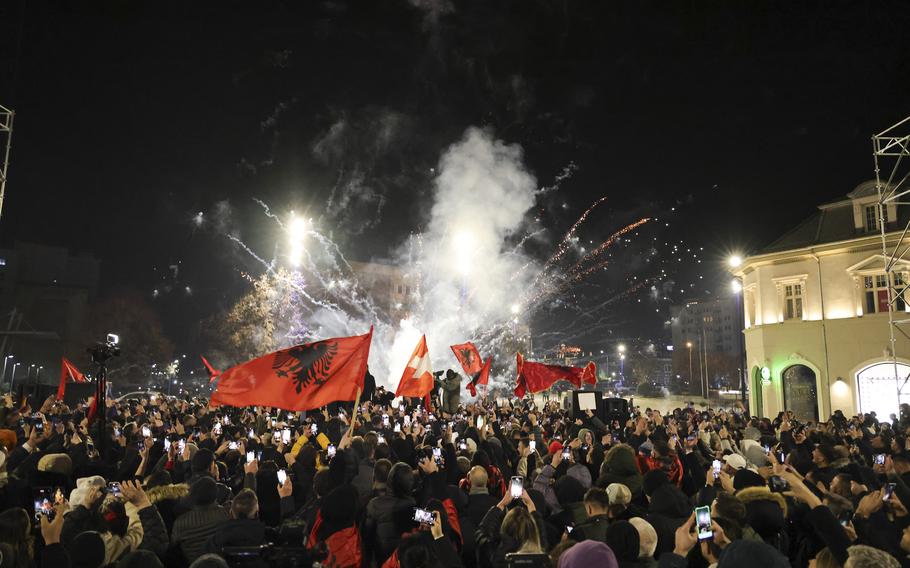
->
xmin=757 ymin=181 xmax=907 ymax=255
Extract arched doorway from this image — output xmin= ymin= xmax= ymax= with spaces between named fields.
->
xmin=856 ymin=362 xmax=910 ymax=419
xmin=782 ymin=364 xmax=818 ymax=422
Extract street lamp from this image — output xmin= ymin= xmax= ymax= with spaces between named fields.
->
xmin=728 ymin=255 xmax=743 ymax=268
xmin=9 ymin=362 xmax=20 ymax=393
xmin=1 ymin=355 xmax=13 ymax=385
xmin=686 ymin=341 xmax=694 ymax=390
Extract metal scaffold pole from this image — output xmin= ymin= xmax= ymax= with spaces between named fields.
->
xmin=872 ymin=116 xmax=910 ymax=416
xmin=0 ymin=105 xmax=13 ymax=221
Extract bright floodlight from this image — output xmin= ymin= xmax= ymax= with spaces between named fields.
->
xmin=511 ymin=304 xmax=521 ymax=314
xmin=728 ymin=255 xmax=743 ymax=268
xmin=731 ymin=279 xmax=743 ymax=293
xmin=617 ymin=343 xmax=626 ymax=354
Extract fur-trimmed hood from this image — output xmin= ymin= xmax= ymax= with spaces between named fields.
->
xmin=735 ymin=486 xmax=787 ymax=516
xmin=145 ymin=483 xmax=189 ymax=504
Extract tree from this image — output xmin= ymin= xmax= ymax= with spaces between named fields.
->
xmin=74 ymin=289 xmax=175 ymax=388
xmin=206 ymin=268 xmax=309 ymax=363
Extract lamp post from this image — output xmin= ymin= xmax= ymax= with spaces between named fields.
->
xmin=686 ymin=341 xmax=693 ymax=391
xmin=617 ymin=344 xmax=626 ymax=378
xmin=729 ymin=253 xmax=748 ymax=406
xmin=9 ymin=362 xmax=20 ymax=394
xmin=1 ymin=355 xmax=12 ymax=385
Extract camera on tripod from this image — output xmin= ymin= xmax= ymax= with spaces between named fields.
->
xmin=88 ymin=333 xmax=121 ymax=364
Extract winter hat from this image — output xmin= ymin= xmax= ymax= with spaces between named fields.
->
xmin=188 ymin=554 xmax=229 ymax=568
xmin=606 ymin=483 xmax=632 ymax=506
xmin=0 ymin=429 xmax=17 ymax=451
xmin=555 ymin=475 xmax=586 ymax=507
xmin=605 ymin=521 xmax=640 ymax=562
xmin=464 ymin=438 xmax=478 ymax=455
xmin=642 ymin=469 xmax=669 ymax=497
xmin=722 ymin=454 xmax=747 ymax=471
xmin=629 ymin=517 xmax=658 ymax=558
xmin=733 ymin=469 xmax=766 ymax=491
xmin=69 ymin=476 xmax=106 ymax=508
xmin=717 ymin=538 xmax=789 ymax=568
xmin=548 ymin=440 xmax=564 ymax=456
xmin=559 ymin=540 xmax=618 ymax=568
xmin=577 ymin=428 xmax=593 ymax=444
xmin=69 ymin=531 xmax=105 ymax=568
xmin=189 ymin=476 xmax=218 ymax=507
xmin=116 ymin=550 xmax=165 ymax=568
xmin=38 ymin=453 xmax=73 ymax=477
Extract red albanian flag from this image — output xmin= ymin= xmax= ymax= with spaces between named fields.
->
xmin=395 ymin=335 xmax=434 ymax=399
xmin=211 ymin=328 xmax=373 ymax=411
xmin=514 ymin=353 xmax=597 ymax=398
xmin=451 ymin=342 xmax=482 ymax=376
xmin=56 ymin=357 xmax=87 ymax=400
xmin=467 ymin=356 xmax=492 ymax=398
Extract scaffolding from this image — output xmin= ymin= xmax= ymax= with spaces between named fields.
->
xmin=0 ymin=104 xmax=13 ymax=220
xmin=873 ymin=115 xmax=910 ymax=415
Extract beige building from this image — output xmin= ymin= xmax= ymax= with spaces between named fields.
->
xmin=733 ymin=181 xmax=910 ymax=422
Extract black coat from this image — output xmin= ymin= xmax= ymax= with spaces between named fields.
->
xmin=364 ymin=494 xmax=416 ymax=565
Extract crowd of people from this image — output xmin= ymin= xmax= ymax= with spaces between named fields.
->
xmin=0 ymin=382 xmax=907 ymax=568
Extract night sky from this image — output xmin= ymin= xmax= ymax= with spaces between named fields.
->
xmin=2 ymin=1 xmax=910 ymax=355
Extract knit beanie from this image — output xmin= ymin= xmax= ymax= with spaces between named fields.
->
xmin=559 ymin=540 xmax=618 ymax=568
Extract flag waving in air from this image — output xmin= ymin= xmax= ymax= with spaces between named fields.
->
xmin=514 ymin=353 xmax=597 ymax=398
xmin=450 ymin=342 xmax=482 ymax=376
xmin=467 ymin=356 xmax=492 ymax=398
xmin=395 ymin=335 xmax=434 ymax=402
xmin=56 ymin=357 xmax=87 ymax=400
xmin=201 ymin=356 xmax=220 ymax=384
xmin=212 ymin=328 xmax=373 ymax=411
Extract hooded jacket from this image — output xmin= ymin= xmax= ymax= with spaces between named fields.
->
xmin=644 ymin=484 xmax=690 ymax=558
xmin=597 ymin=445 xmax=643 ymax=497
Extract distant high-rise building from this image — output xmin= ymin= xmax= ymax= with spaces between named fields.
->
xmin=670 ymin=297 xmax=743 ymax=394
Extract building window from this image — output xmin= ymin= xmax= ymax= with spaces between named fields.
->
xmin=864 ymin=273 xmax=906 ymax=313
xmin=784 ymin=284 xmax=803 ymax=320
xmin=865 ymin=204 xmax=888 ymax=232
xmin=397 ymin=284 xmax=403 ymax=294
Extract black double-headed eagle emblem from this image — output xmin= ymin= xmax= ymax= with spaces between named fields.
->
xmin=273 ymin=341 xmax=339 ymax=393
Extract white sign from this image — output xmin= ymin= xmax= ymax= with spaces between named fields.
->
xmin=578 ymin=392 xmax=598 ymax=411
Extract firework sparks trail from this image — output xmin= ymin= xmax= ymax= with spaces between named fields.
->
xmin=533 ymin=196 xmax=608 ymax=283
xmin=252 ymin=198 xmax=285 ymax=227
xmin=567 ymin=218 xmax=651 ymax=276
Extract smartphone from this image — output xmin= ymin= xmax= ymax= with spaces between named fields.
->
xmin=763 ymin=445 xmax=771 ymax=454
xmin=33 ymin=488 xmax=55 ymax=522
xmin=114 ymin=427 xmax=121 ymax=438
xmin=107 ymin=482 xmax=122 ymax=497
xmin=310 ymin=423 xmax=318 ymax=435
xmin=403 ymin=415 xmax=411 ymax=427
xmin=876 ymin=454 xmax=886 ymax=465
xmin=778 ymin=451 xmax=786 ymax=464
xmin=769 ymin=475 xmax=790 ymax=493
xmin=382 ymin=415 xmax=390 ymax=427
xmin=562 ymin=447 xmax=571 ymax=460
xmin=884 ymin=482 xmax=897 ymax=501
xmin=281 ymin=428 xmax=291 ymax=444
xmin=34 ymin=420 xmax=44 ymax=435
xmin=433 ymin=447 xmax=442 ymax=465
xmin=142 ymin=426 xmax=151 ymax=438
xmin=86 ymin=440 xmax=95 ymax=454
xmin=222 ymin=415 xmax=231 ymax=425
xmin=413 ymin=507 xmax=435 ymax=525
xmin=327 ymin=444 xmax=336 ymax=458
xmin=378 ymin=434 xmax=386 ymax=444
xmin=228 ymin=441 xmax=238 ymax=450
xmin=137 ymin=440 xmax=145 ymax=452
xmin=213 ymin=423 xmax=222 ymax=435
xmin=277 ymin=469 xmax=287 ymax=486
xmin=177 ymin=439 xmax=186 ymax=454
xmin=394 ymin=423 xmax=401 ymax=433
xmin=272 ymin=431 xmax=281 ymax=443
xmin=163 ymin=438 xmax=171 ymax=452
xmin=695 ymin=506 xmax=713 ymax=540
xmin=529 ymin=441 xmax=536 ymax=453
xmin=246 ymin=451 xmax=255 ymax=463
xmin=712 ymin=459 xmax=722 ymax=479
xmin=477 ymin=417 xmax=484 ymax=430
xmin=248 ymin=428 xmax=255 ymax=439
xmin=459 ymin=440 xmax=467 ymax=450
xmin=510 ymin=476 xmax=523 ymax=499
